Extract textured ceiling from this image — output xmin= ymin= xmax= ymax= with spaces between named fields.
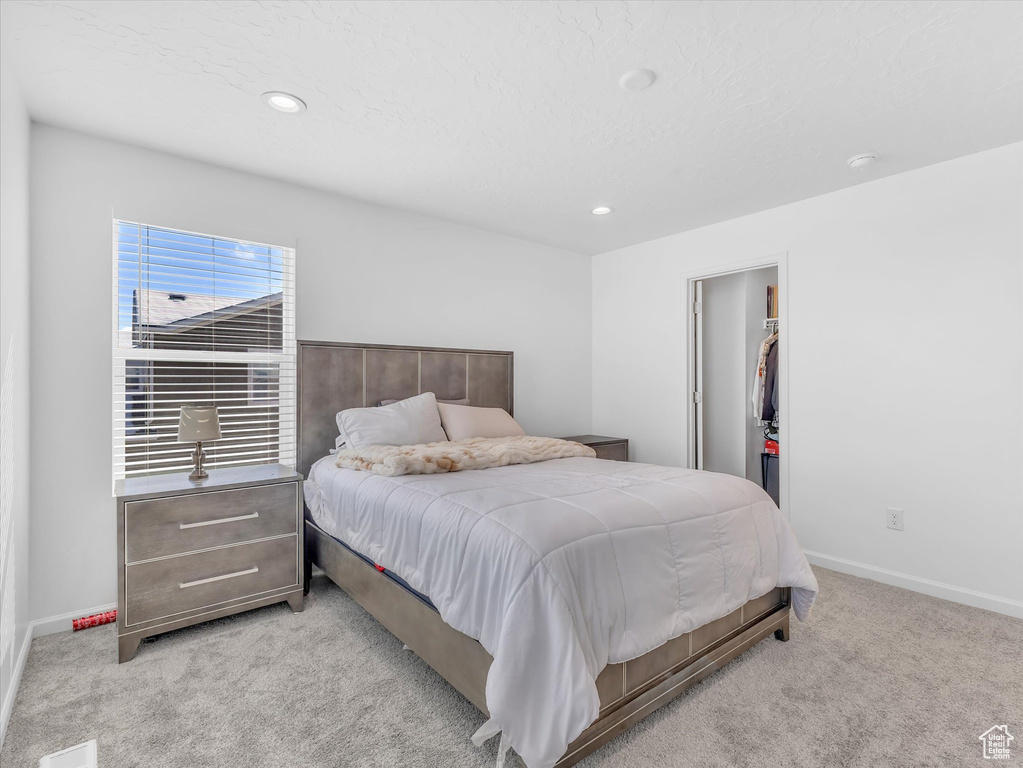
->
xmin=3 ymin=0 xmax=1022 ymax=255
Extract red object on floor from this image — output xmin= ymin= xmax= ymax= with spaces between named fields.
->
xmin=72 ymin=610 xmax=117 ymax=631
xmin=764 ymin=440 xmax=780 ymax=455
xmin=375 ymin=564 xmax=386 ymax=572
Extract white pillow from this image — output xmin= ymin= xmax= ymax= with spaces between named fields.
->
xmin=336 ymin=392 xmax=447 ymax=450
xmin=437 ymin=403 xmax=525 ymax=441
xmin=377 ymin=397 xmax=469 ymax=407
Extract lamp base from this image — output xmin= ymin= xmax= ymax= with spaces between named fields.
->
xmin=189 ymin=441 xmax=208 ymax=482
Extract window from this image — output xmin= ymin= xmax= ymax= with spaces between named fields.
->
xmin=113 ymin=221 xmax=296 ymax=481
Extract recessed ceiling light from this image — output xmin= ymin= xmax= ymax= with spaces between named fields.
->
xmin=847 ymin=153 xmax=877 ymax=169
xmin=619 ymin=69 xmax=656 ymax=92
xmin=262 ymin=91 xmax=306 ymax=114
xmin=591 ymin=206 xmax=613 ymax=216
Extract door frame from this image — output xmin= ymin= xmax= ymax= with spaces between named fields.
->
xmin=683 ymin=251 xmax=790 ymax=519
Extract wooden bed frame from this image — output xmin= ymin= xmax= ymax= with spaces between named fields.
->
xmin=297 ymin=340 xmax=791 ymax=767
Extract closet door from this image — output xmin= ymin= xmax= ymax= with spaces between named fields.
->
xmin=692 ymin=280 xmax=704 ymax=470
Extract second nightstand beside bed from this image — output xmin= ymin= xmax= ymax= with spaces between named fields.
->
xmin=560 ymin=434 xmax=629 ymax=462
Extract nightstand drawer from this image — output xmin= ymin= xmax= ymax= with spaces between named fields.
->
xmin=124 ymin=535 xmax=298 ymax=626
xmin=125 ymin=482 xmax=298 ymax=563
xmin=593 ymin=442 xmax=628 ymax=462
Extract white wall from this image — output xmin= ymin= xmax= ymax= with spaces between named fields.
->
xmin=0 ymin=51 xmax=33 ymax=742
xmin=29 ymin=125 xmax=592 ymax=627
xmin=593 ymin=143 xmax=1023 ymax=617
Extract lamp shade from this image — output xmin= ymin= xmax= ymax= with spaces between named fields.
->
xmin=177 ymin=406 xmax=221 ymax=442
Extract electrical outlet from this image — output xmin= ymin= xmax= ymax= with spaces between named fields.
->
xmin=886 ymin=507 xmax=904 ymax=531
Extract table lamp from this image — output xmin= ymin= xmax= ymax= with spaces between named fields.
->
xmin=177 ymin=405 xmax=221 ymax=481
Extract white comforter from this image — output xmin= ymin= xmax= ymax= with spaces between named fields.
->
xmin=305 ymin=455 xmax=818 ymax=768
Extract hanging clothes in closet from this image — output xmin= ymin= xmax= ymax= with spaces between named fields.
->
xmin=752 ymin=331 xmax=779 ymax=422
xmin=762 ymin=340 xmax=780 ymax=421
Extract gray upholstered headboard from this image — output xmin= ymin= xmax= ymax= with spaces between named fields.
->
xmin=296 ymin=340 xmax=514 ymax=479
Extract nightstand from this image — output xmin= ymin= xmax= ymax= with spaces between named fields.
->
xmin=561 ymin=434 xmax=629 ymax=462
xmin=115 ymin=464 xmax=304 ymax=662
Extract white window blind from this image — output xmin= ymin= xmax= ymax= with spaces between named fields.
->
xmin=113 ymin=221 xmax=296 ymax=481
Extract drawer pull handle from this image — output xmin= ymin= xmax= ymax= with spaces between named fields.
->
xmin=180 ymin=567 xmax=258 ymax=589
xmin=179 ymin=512 xmax=259 ymax=530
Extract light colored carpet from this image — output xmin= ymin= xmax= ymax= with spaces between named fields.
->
xmin=2 ymin=566 xmax=1020 ymax=767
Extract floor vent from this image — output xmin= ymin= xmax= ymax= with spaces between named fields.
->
xmin=39 ymin=740 xmax=97 ymax=768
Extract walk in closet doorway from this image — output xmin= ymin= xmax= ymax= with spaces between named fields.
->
xmin=687 ymin=257 xmax=788 ymax=515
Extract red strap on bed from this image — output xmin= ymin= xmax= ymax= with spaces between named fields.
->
xmin=375 ymin=564 xmax=386 ymax=572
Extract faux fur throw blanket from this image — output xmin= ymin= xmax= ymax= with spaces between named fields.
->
xmin=335 ymin=436 xmax=597 ymax=477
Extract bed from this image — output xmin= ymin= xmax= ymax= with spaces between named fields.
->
xmin=297 ymin=340 xmax=818 ymax=767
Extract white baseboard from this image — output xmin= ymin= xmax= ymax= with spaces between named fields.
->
xmin=0 ymin=625 xmax=32 ymax=748
xmin=32 ymin=603 xmax=117 ymax=639
xmin=804 ymin=550 xmax=1023 ymax=619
